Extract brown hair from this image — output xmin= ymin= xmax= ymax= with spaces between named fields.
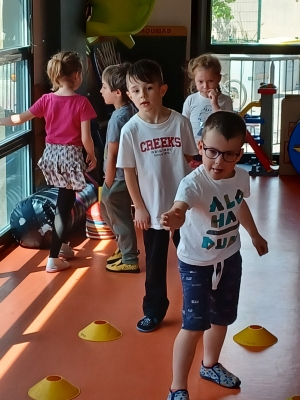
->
xmin=187 ymin=53 xmax=222 ymax=93
xmin=101 ymin=63 xmax=131 ymax=102
xmin=47 ymin=51 xmax=83 ymax=91
xmin=126 ymin=59 xmax=164 ymax=87
xmin=202 ymin=111 xmax=246 ymax=144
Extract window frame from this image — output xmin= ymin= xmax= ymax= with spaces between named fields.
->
xmin=0 ymin=1 xmax=33 ymax=251
xmin=191 ymin=0 xmax=300 ymax=57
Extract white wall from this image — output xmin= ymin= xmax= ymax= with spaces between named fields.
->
xmin=147 ymin=0 xmax=192 ymax=59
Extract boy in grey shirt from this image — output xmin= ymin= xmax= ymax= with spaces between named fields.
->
xmin=100 ymin=63 xmax=139 ymax=273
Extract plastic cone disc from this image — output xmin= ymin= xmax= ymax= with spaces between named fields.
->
xmin=233 ymin=325 xmax=278 ymax=347
xmin=287 ymin=397 xmax=300 ymax=400
xmin=78 ymin=320 xmax=122 ymax=342
xmin=28 ymin=375 xmax=80 ymax=400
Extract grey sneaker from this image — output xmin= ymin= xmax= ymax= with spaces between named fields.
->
xmin=200 ymin=362 xmax=241 ymax=388
xmin=46 ymin=257 xmax=70 ymax=273
xmin=167 ymin=389 xmax=189 ymax=400
xmin=59 ymin=242 xmax=74 ymax=259
xmin=59 ymin=243 xmax=74 ymax=258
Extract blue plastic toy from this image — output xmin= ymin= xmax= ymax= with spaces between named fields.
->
xmin=288 ymin=120 xmax=300 ymax=174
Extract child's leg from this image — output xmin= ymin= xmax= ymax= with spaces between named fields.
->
xmin=200 ymin=252 xmax=242 ymax=388
xmin=172 ymin=229 xmax=180 ymax=248
xmin=204 ymin=251 xmax=242 ymax=366
xmin=203 ymin=324 xmax=227 ymax=366
xmin=50 ymin=188 xmax=76 ymax=258
xmin=171 ymin=329 xmax=203 ymax=390
xmin=142 ymin=229 xmax=170 ymax=320
xmin=101 ymin=181 xmax=138 ymax=265
xmin=168 ymin=261 xmax=211 ymax=395
xmin=99 ymin=196 xmax=114 ymax=234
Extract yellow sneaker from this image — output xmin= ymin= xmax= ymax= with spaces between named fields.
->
xmin=107 ymin=248 xmax=122 ymax=264
xmin=106 ymin=259 xmax=140 ymax=273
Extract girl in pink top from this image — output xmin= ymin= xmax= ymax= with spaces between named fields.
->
xmin=0 ymin=51 xmax=97 ymax=273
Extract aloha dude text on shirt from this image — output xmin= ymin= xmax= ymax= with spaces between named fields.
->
xmin=203 ymin=190 xmax=244 ymax=251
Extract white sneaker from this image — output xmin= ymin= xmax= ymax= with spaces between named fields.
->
xmin=46 ymin=257 xmax=70 ymax=273
xmin=59 ymin=242 xmax=75 ymax=259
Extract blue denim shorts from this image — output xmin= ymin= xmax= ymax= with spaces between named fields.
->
xmin=179 ymin=251 xmax=242 ymax=331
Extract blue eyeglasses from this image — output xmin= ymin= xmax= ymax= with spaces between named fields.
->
xmin=202 ymin=143 xmax=241 ymax=163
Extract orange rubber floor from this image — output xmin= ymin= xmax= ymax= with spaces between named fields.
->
xmin=1 ymin=175 xmax=300 ymax=400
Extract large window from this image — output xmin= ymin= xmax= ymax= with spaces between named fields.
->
xmin=0 ymin=146 xmax=31 ymax=234
xmin=0 ymin=59 xmax=30 ymax=143
xmin=0 ymin=0 xmax=30 ymax=50
xmin=0 ymin=0 xmax=32 ymax=242
xmin=211 ymin=0 xmax=300 ymax=46
xmin=190 ymin=0 xmax=300 ymax=155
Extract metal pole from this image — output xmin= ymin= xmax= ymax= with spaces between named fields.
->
xmin=257 ymin=0 xmax=262 ymax=42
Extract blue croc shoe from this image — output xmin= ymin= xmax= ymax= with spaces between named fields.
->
xmin=167 ymin=389 xmax=190 ymax=400
xmin=200 ymin=362 xmax=241 ymax=388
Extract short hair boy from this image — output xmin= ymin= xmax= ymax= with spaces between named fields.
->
xmin=161 ymin=111 xmax=268 ymax=400
xmin=100 ymin=63 xmax=139 ymax=273
xmin=117 ymin=59 xmax=198 ymax=332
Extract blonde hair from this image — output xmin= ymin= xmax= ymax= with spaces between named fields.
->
xmin=47 ymin=51 xmax=83 ymax=91
xmin=187 ymin=53 xmax=222 ymax=93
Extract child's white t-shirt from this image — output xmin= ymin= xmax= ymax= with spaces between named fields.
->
xmin=182 ymin=92 xmax=233 ymax=144
xmin=116 ymin=110 xmax=198 ymax=229
xmin=175 ymin=164 xmax=250 ymax=267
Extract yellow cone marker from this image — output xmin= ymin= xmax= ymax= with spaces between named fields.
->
xmin=287 ymin=397 xmax=300 ymax=400
xmin=233 ymin=325 xmax=278 ymax=347
xmin=78 ymin=320 xmax=122 ymax=342
xmin=28 ymin=375 xmax=80 ymax=400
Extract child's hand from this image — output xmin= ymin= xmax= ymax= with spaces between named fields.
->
xmin=160 ymin=208 xmax=185 ymax=233
xmin=207 ymin=89 xmax=220 ymax=109
xmin=252 ymin=234 xmax=268 ymax=256
xmin=134 ymin=206 xmax=151 ymax=230
xmin=207 ymin=88 xmax=219 ymax=99
xmin=86 ymin=154 xmax=97 ymax=171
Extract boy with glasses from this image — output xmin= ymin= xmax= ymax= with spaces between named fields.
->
xmin=161 ymin=111 xmax=268 ymax=400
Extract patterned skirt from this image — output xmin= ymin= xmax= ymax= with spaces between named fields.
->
xmin=37 ymin=143 xmax=87 ymax=191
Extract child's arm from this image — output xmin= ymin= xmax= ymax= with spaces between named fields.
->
xmin=182 ymin=98 xmax=191 ymax=119
xmin=123 ymin=167 xmax=150 ymax=230
xmin=0 ymin=110 xmax=35 ymax=126
xmin=239 ymin=199 xmax=268 ymax=256
xmin=81 ymin=120 xmax=97 ymax=172
xmin=105 ymin=142 xmax=119 ymax=188
xmin=161 ymin=201 xmax=189 ymax=232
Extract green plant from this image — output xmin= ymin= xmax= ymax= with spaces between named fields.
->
xmin=212 ymin=0 xmax=236 ymax=21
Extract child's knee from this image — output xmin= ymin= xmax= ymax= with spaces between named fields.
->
xmin=181 ymin=328 xmax=204 ymax=340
